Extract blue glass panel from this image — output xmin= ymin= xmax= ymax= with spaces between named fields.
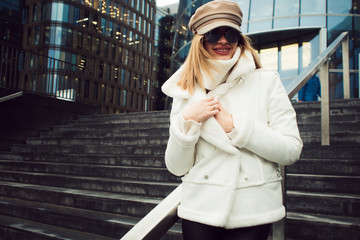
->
xmin=249 ymin=20 xmax=272 ymax=33
xmin=274 ymin=17 xmax=298 ymax=29
xmin=327 ymin=0 xmax=352 ymax=14
xmin=327 ymin=16 xmax=352 ymax=43
xmin=275 ymin=0 xmax=299 ymax=16
xmin=300 ymin=0 xmax=325 ymax=14
xmin=250 ymin=0 xmax=273 ymax=20
xmin=234 ymin=0 xmax=250 ymax=23
xmin=300 ymin=16 xmax=326 ymax=27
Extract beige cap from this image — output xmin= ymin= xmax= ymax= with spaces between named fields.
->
xmin=189 ymin=0 xmax=243 ymax=35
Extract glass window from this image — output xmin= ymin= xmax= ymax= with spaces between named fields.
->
xmin=249 ymin=0 xmax=273 ymax=21
xmin=123 ymin=89 xmax=127 ymax=106
xmin=104 ymin=40 xmax=108 ymax=58
xmin=249 ymin=21 xmax=272 ymax=32
xmin=275 ymin=0 xmax=299 ymax=16
xmin=98 ymin=61 xmax=104 ymax=78
xmin=301 ymin=0 xmax=325 ymax=14
xmin=327 ymin=0 xmax=352 ymax=14
xmin=43 ymin=26 xmax=50 ymax=44
xmin=108 ymin=21 xmax=113 ymax=37
xmin=280 ymin=43 xmax=299 ymax=79
xmin=327 ymin=16 xmax=352 ymax=43
xmin=41 ymin=2 xmax=51 ymax=21
xmin=101 ymin=84 xmax=106 ymax=102
xmin=300 ymin=16 xmax=326 ymax=27
xmin=260 ymin=46 xmax=278 ymax=71
xmin=274 ymin=18 xmax=298 ymax=28
xmin=93 ymin=82 xmax=99 ymax=100
xmin=34 ymin=26 xmax=40 ymax=45
xmin=101 ymin=18 xmax=106 ymax=35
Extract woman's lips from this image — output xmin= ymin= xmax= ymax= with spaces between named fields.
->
xmin=214 ymin=47 xmax=231 ymax=55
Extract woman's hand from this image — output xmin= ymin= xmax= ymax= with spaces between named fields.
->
xmin=182 ymin=97 xmax=220 ymax=123
xmin=214 ymin=102 xmax=234 ymax=133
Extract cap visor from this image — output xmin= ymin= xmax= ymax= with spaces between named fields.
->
xmin=197 ymin=20 xmax=241 ymax=35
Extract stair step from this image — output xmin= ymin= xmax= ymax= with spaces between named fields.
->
xmin=0 ymin=170 xmax=178 ymax=198
xmin=287 ymin=190 xmax=360 ymax=217
xmin=11 ymin=144 xmax=166 ymax=155
xmin=26 ymin=136 xmax=169 ymax=146
xmin=76 ymin=111 xmax=170 ymax=122
xmin=0 ymin=196 xmax=135 ymax=239
xmin=286 ymin=173 xmax=360 ymax=194
xmin=0 ymin=214 xmax=117 ymax=240
xmin=287 ymin=158 xmax=360 ymax=176
xmin=286 ymin=212 xmax=360 ymax=240
xmin=41 ymin=127 xmax=169 ymax=139
xmin=0 ymin=160 xmax=179 ymax=182
xmin=300 ymin=144 xmax=360 ymax=159
xmin=0 ymin=181 xmax=161 ymax=218
xmin=0 ymin=152 xmax=166 ymax=167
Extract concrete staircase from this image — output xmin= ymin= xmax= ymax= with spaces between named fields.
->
xmin=0 ymin=99 xmax=359 ymax=239
xmin=286 ymin=99 xmax=360 ymax=239
xmin=0 ymin=111 xmax=182 ymax=240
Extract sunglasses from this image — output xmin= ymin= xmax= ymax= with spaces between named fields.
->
xmin=204 ymin=28 xmax=241 ymax=44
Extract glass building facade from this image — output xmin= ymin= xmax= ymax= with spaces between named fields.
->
xmin=172 ymin=0 xmax=360 ymax=99
xmin=16 ymin=0 xmax=157 ymax=113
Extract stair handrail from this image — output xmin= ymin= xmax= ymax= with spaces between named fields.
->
xmin=0 ymin=91 xmax=23 ymax=103
xmin=286 ymin=31 xmax=350 ymax=145
xmin=121 ymin=185 xmax=181 ymax=240
xmin=121 ymin=31 xmax=350 ymax=240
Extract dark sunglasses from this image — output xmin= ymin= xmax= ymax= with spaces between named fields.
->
xmin=204 ymin=28 xmax=240 ymax=44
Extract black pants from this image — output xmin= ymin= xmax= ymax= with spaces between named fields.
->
xmin=182 ymin=219 xmax=271 ymax=240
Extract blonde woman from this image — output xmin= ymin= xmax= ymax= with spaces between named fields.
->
xmin=162 ymin=1 xmax=303 ymax=239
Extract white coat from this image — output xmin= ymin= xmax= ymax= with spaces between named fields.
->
xmin=161 ymin=50 xmax=303 ymax=229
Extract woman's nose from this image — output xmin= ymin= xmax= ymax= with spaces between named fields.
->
xmin=217 ymin=34 xmax=228 ymax=43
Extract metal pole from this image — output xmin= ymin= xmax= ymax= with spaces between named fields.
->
xmin=342 ymin=35 xmax=350 ymax=99
xmin=320 ymin=61 xmax=330 ymax=145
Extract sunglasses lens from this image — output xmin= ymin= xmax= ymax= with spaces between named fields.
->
xmin=225 ymin=29 xmax=240 ymax=43
xmin=204 ymin=28 xmax=240 ymax=44
xmin=204 ymin=30 xmax=221 ymax=44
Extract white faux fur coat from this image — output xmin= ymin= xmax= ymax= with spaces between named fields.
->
xmin=161 ymin=50 xmax=303 ymax=229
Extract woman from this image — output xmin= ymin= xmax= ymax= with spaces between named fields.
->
xmin=161 ymin=1 xmax=303 ymax=239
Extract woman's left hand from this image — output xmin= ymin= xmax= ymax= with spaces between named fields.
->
xmin=214 ymin=102 xmax=234 ymax=133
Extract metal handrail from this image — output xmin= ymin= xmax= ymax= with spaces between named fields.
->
xmin=286 ymin=31 xmax=350 ymax=145
xmin=0 ymin=91 xmax=23 ymax=103
xmin=122 ymin=31 xmax=350 ymax=240
xmin=121 ymin=185 xmax=181 ymax=240
xmin=286 ymin=31 xmax=349 ymax=99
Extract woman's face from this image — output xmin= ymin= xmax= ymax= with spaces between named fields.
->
xmin=203 ymin=27 xmax=239 ymax=60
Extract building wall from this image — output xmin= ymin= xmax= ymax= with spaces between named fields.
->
xmin=20 ymin=0 xmax=157 ymax=113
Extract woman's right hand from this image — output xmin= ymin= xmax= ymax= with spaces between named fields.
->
xmin=182 ymin=97 xmax=220 ymax=123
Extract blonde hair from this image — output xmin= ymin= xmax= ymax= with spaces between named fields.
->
xmin=178 ymin=33 xmax=262 ymax=95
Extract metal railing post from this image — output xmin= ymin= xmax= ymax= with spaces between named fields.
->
xmin=320 ymin=61 xmax=330 ymax=145
xmin=342 ymin=34 xmax=350 ymax=99
xmin=272 ymin=164 xmax=286 ymax=240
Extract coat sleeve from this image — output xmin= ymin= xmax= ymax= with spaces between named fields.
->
xmin=229 ymin=72 xmax=303 ymax=165
xmin=164 ymin=98 xmax=201 ymax=176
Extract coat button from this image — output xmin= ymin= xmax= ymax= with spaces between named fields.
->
xmin=204 ymin=175 xmax=209 ymax=180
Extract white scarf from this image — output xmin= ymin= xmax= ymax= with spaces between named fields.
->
xmin=202 ymin=48 xmax=241 ymax=90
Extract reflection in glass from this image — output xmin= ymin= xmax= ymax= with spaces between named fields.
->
xmin=300 ymin=16 xmax=326 ymax=27
xmin=274 ymin=18 xmax=298 ymax=28
xmin=327 ymin=0 xmax=352 ymax=14
xmin=275 ymin=0 xmax=299 ymax=16
xmin=249 ymin=0 xmax=273 ymax=20
xmin=300 ymin=0 xmax=325 ymax=14
xmin=260 ymin=47 xmax=278 ymax=71
xmin=280 ymin=43 xmax=298 ymax=78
